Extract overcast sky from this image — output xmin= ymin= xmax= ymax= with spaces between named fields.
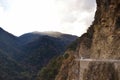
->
xmin=0 ymin=0 xmax=96 ymax=36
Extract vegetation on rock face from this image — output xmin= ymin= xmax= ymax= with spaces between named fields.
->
xmin=67 ymin=38 xmax=80 ymax=51
xmin=36 ymin=56 xmax=64 ymax=80
xmin=68 ymin=25 xmax=94 ymax=51
xmin=63 ymin=53 xmax=69 ymax=59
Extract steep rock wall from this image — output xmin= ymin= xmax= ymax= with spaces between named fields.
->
xmin=56 ymin=0 xmax=120 ymax=80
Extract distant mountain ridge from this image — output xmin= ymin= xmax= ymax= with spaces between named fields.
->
xmin=0 ymin=27 xmax=78 ymax=80
xmin=19 ymin=31 xmax=77 ymax=45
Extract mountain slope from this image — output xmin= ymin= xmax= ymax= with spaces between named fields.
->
xmin=0 ymin=27 xmax=25 ymax=60
xmin=18 ymin=32 xmax=77 ymax=75
xmin=0 ymin=28 xmax=77 ymax=80
xmin=36 ymin=56 xmax=64 ymax=80
xmin=0 ymin=49 xmax=30 ymax=80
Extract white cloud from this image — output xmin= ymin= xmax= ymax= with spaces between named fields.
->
xmin=0 ymin=0 xmax=96 ymax=36
xmin=55 ymin=0 xmax=96 ymax=36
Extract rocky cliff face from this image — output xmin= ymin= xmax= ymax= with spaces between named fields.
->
xmin=56 ymin=0 xmax=120 ymax=80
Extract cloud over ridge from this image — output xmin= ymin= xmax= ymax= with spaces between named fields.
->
xmin=0 ymin=0 xmax=96 ymax=36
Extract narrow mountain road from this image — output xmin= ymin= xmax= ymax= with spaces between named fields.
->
xmin=75 ymin=59 xmax=120 ymax=63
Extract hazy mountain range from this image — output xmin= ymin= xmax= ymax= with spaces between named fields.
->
xmin=0 ymin=27 xmax=77 ymax=80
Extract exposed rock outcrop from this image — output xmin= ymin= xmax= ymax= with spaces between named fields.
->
xmin=56 ymin=0 xmax=120 ymax=80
